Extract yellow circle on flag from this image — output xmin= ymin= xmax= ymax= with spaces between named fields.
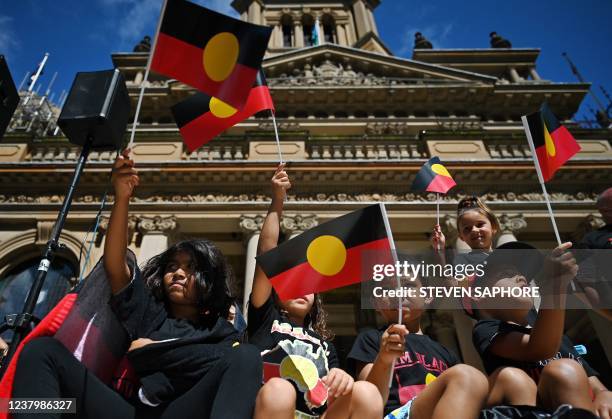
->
xmin=203 ymin=32 xmax=239 ymax=82
xmin=431 ymin=164 xmax=451 ymax=177
xmin=544 ymin=127 xmax=556 ymax=157
xmin=209 ymin=97 xmax=238 ymax=118
xmin=306 ymin=235 xmax=347 ymax=276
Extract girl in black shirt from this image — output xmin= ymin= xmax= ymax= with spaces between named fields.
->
xmin=12 ymin=150 xmax=262 ymax=419
xmin=249 ymin=164 xmax=383 ymax=419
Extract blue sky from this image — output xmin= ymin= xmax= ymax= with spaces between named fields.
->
xmin=1 ymin=0 xmax=611 ymax=123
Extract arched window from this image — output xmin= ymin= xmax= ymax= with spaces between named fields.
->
xmin=281 ymin=14 xmax=293 ymax=47
xmin=302 ymin=15 xmax=315 ymax=46
xmin=0 ymin=257 xmax=74 ymax=341
xmin=321 ymin=14 xmax=336 ymax=43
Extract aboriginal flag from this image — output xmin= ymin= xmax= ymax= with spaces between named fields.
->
xmin=522 ymin=102 xmax=581 ymax=182
xmin=411 ymin=157 xmax=456 ymax=194
xmin=256 ymin=204 xmax=394 ymax=300
xmin=172 ymin=71 xmax=274 ymax=151
xmin=151 ymin=0 xmax=272 ymax=108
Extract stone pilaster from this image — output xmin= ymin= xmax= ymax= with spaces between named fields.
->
xmin=240 ymin=215 xmax=265 ymax=313
xmin=496 ymin=214 xmax=527 ymax=246
xmin=138 ymin=215 xmax=178 ymax=262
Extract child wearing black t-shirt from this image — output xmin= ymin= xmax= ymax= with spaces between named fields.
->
xmin=249 ymin=164 xmax=383 ymax=419
xmin=468 ymin=241 xmax=612 ymax=417
xmin=13 ymin=150 xmax=263 ymax=419
xmin=348 ymin=275 xmax=489 ymax=419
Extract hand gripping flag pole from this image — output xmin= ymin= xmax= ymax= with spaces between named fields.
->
xmin=127 ymin=0 xmax=169 ymax=151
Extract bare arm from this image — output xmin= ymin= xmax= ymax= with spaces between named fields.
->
xmin=103 ymin=149 xmax=139 ymax=295
xmin=355 ymin=324 xmax=407 ymax=405
xmin=488 ymin=242 xmax=577 ymax=362
xmin=250 ymin=164 xmax=291 ymax=308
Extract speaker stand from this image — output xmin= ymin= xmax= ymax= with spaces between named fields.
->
xmin=0 ymin=136 xmax=94 ymax=377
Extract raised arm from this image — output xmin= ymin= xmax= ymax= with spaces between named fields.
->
xmin=250 ymin=164 xmax=291 ymax=308
xmin=489 ymin=242 xmax=577 ymax=361
xmin=103 ymin=149 xmax=140 ymax=294
xmin=357 ymin=324 xmax=407 ymax=405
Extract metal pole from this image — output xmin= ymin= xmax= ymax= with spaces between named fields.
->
xmin=0 ymin=137 xmax=93 ymax=377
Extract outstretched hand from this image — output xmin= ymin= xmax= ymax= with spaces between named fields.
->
xmin=111 ymin=149 xmax=139 ymax=201
xmin=378 ymin=323 xmax=408 ymax=365
xmin=431 ymin=224 xmax=446 ymax=252
xmin=271 ymin=163 xmax=291 ymax=201
xmin=543 ymin=242 xmax=578 ymax=286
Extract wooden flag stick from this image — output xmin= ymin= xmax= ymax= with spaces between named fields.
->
xmin=126 ymin=0 xmax=168 ymax=151
xmin=270 ymin=110 xmax=284 ymax=164
xmin=380 ymin=203 xmax=402 ymax=387
xmin=521 ymin=116 xmax=562 ymax=246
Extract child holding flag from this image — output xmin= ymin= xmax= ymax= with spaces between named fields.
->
xmin=467 ymin=241 xmax=612 ymax=417
xmin=12 ymin=150 xmax=263 ymax=418
xmin=347 ymin=271 xmax=490 ymax=419
xmin=249 ymin=164 xmax=383 ymax=419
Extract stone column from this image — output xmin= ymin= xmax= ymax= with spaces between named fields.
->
xmin=352 ymin=0 xmax=371 ymax=39
xmin=529 ymin=68 xmax=541 ymax=81
xmin=336 ymin=23 xmax=348 ymax=46
xmin=496 ymin=214 xmax=527 ymax=247
xmin=138 ymin=216 xmax=178 ymax=263
xmin=508 ymin=67 xmax=522 ymax=83
xmin=247 ymin=1 xmax=262 ymax=24
xmin=294 ymin=22 xmax=304 ymax=47
xmin=280 ymin=214 xmax=318 ymax=239
xmin=240 ymin=215 xmax=264 ymax=313
xmin=271 ymin=24 xmax=282 ymax=48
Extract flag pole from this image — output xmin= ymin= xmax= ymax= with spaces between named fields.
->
xmin=436 ymin=193 xmax=441 ymax=251
xmin=380 ymin=203 xmax=402 ymax=387
xmin=126 ymin=0 xmax=169 ymax=151
xmin=270 ymin=110 xmax=284 ymax=164
xmin=521 ymin=116 xmax=562 ymax=246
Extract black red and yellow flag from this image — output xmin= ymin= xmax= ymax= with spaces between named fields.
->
xmin=523 ymin=102 xmax=581 ymax=182
xmin=171 ymin=71 xmax=274 ymax=151
xmin=151 ymin=0 xmax=272 ymax=108
xmin=411 ymin=157 xmax=456 ymax=194
xmin=256 ymin=204 xmax=394 ymax=300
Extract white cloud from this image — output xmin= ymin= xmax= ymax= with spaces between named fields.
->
xmin=0 ymin=15 xmax=19 ymax=58
xmin=397 ymin=23 xmax=454 ymax=57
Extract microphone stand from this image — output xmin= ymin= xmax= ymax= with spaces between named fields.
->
xmin=0 ymin=136 xmax=93 ymax=378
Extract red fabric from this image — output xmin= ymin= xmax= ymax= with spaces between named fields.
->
xmin=0 ymin=293 xmax=77 ymax=419
xmin=180 ymin=85 xmax=274 ymax=151
xmin=152 ymin=33 xmax=257 ymax=108
xmin=535 ymin=125 xmax=581 ymax=182
xmin=269 ymin=238 xmax=393 ymax=300
xmin=0 ymin=293 xmax=139 ymax=418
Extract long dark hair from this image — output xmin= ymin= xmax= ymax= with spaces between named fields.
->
xmin=141 ymin=239 xmax=235 ymax=325
xmin=275 ymin=292 xmax=334 ymax=341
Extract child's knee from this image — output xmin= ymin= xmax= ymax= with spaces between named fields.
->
xmin=540 ymin=359 xmax=587 ymax=386
xmin=257 ymin=378 xmax=296 ymax=409
xmin=19 ymin=336 xmax=64 ymax=364
xmin=445 ymin=364 xmax=488 ymax=394
xmin=494 ymin=367 xmax=536 ymax=389
xmin=351 ymin=381 xmax=383 ymax=413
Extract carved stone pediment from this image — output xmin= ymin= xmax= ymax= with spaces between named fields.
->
xmin=263 ymin=44 xmax=496 ymax=87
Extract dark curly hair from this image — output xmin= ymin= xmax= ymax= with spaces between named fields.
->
xmin=274 ymin=292 xmax=334 ymax=341
xmin=140 ymin=239 xmax=235 ymax=326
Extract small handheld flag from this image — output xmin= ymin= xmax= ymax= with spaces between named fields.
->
xmin=411 ymin=157 xmax=456 ymax=194
xmin=172 ymin=71 xmax=274 ymax=151
xmin=522 ymin=102 xmax=581 ymax=182
xmin=151 ymin=0 xmax=272 ymax=108
xmin=256 ymin=204 xmax=394 ymax=300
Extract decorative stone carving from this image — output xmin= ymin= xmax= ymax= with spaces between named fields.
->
xmin=138 ymin=216 xmax=178 ymax=235
xmin=0 ymin=192 xmax=600 ymax=205
xmin=239 ymin=215 xmax=265 ymax=234
xmin=497 ymin=214 xmax=527 ymax=234
xmin=280 ymin=214 xmax=318 ymax=235
xmin=36 ymin=221 xmax=55 ymax=245
xmin=257 ymin=121 xmax=301 ymax=131
xmin=365 ymin=122 xmax=412 ymax=136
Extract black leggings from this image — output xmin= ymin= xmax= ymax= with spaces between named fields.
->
xmin=12 ymin=337 xmax=262 ymax=419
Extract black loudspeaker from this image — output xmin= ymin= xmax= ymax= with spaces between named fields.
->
xmin=0 ymin=55 xmax=19 ymax=140
xmin=58 ymin=69 xmax=131 ymax=151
